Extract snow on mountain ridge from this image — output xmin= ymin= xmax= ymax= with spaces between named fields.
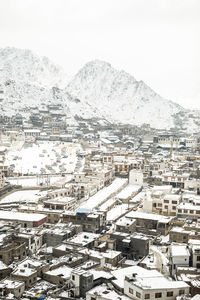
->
xmin=67 ymin=60 xmax=184 ymax=129
xmin=0 ymin=47 xmax=67 ymax=88
xmin=0 ymin=48 xmax=197 ymax=131
xmin=1 ymin=79 xmax=104 ymax=121
xmin=76 ymin=59 xmax=137 ymax=86
xmin=0 ymin=48 xmax=103 ymax=121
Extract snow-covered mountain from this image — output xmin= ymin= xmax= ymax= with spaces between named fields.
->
xmin=67 ymin=60 xmax=185 ymax=129
xmin=0 ymin=47 xmax=67 ymax=88
xmin=0 ymin=47 xmax=102 ymax=120
xmin=0 ymin=47 xmax=199 ymax=131
xmin=0 ymin=78 xmax=103 ymax=121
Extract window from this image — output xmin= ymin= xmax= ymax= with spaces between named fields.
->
xmin=165 ymin=205 xmax=168 ymax=209
xmin=172 ymin=206 xmax=176 ymax=210
xmin=136 ymin=291 xmax=141 ymax=298
xmin=164 ymin=200 xmax=169 ymax=203
xmin=179 ymin=290 xmax=185 ymax=295
xmin=178 ymin=209 xmax=182 ymax=213
xmin=145 ymin=294 xmax=150 ymax=299
xmin=129 ymin=288 xmax=133 ymax=294
xmin=172 ymin=201 xmax=177 ymax=204
xmin=197 ymin=256 xmax=200 ymax=261
xmin=167 ymin=291 xmax=173 ymax=297
xmin=155 ymin=293 xmax=162 ymax=298
xmin=190 ymin=210 xmax=194 ymax=214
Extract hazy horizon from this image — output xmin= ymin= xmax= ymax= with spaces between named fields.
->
xmin=0 ymin=0 xmax=199 ymax=109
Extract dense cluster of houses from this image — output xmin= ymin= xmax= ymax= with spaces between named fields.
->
xmin=0 ymin=117 xmax=200 ymax=299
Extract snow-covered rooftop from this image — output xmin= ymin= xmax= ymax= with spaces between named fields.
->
xmin=0 ymin=210 xmax=46 ymax=222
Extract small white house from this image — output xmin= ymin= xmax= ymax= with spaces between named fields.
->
xmin=169 ymin=245 xmax=190 ymax=277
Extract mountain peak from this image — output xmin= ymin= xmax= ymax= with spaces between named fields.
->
xmin=0 ymin=47 xmax=66 ymax=88
xmin=76 ymin=59 xmax=113 ymax=80
xmin=85 ymin=59 xmax=112 ymax=68
xmin=70 ymin=59 xmax=137 ymax=89
xmin=0 ymin=47 xmax=194 ymax=131
xmin=67 ymin=59 xmax=183 ymax=129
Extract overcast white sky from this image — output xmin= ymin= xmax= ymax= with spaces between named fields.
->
xmin=0 ymin=0 xmax=199 ymax=109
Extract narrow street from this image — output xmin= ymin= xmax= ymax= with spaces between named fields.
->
xmin=150 ymin=245 xmax=170 ymax=277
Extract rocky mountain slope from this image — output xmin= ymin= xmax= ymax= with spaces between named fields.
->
xmin=0 ymin=47 xmax=68 ymax=87
xmin=0 ymin=47 xmax=199 ymax=131
xmin=67 ymin=60 xmax=185 ymax=129
xmin=0 ymin=48 xmax=102 ymax=121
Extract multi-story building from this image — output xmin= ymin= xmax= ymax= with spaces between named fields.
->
xmin=169 ymin=245 xmax=190 ymax=277
xmin=71 ymin=268 xmax=94 ymax=298
xmin=11 ymin=266 xmax=37 ymax=289
xmin=169 ymin=226 xmax=200 ymax=244
xmin=177 ymin=202 xmax=200 ymax=220
xmin=111 ymin=232 xmax=150 ymax=260
xmin=125 ymin=211 xmax=173 ymax=235
xmin=63 ymin=208 xmax=106 ymax=233
xmin=0 ymin=239 xmax=27 ymax=265
xmin=24 ymin=129 xmax=41 ymax=139
xmin=162 ymin=172 xmax=190 ymax=188
xmin=115 ymin=216 xmax=136 ymax=233
xmin=152 ymin=194 xmax=181 ymax=216
xmin=43 ymin=196 xmax=76 ymax=211
xmin=124 ymin=267 xmax=189 ymax=300
xmin=191 ymin=244 xmax=200 ymax=268
xmin=47 ymin=188 xmax=71 ymax=199
xmin=0 ymin=279 xmax=25 ymax=299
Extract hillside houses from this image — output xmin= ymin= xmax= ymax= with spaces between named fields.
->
xmin=0 ymin=120 xmax=200 ymax=298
